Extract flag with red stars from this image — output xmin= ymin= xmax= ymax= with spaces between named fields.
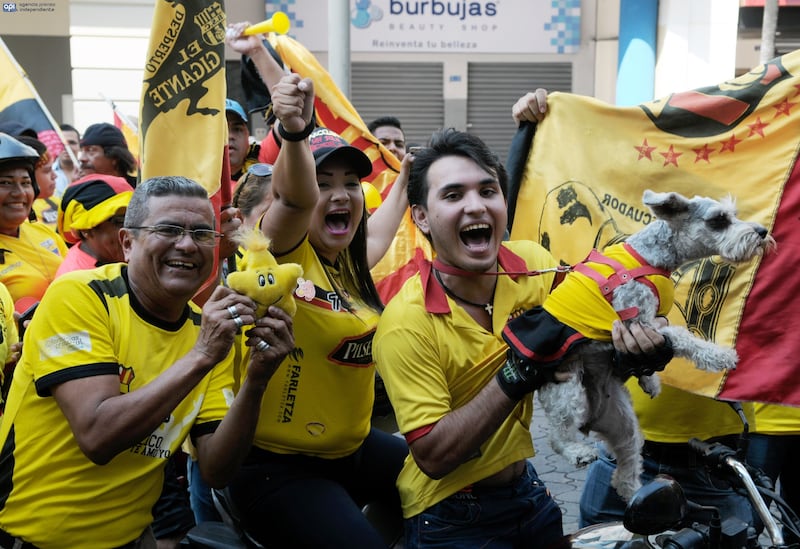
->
xmin=509 ymin=50 xmax=800 ymax=405
xmin=271 ymin=34 xmax=433 ymax=303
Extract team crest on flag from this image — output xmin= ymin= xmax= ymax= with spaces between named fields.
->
xmin=509 ymin=50 xmax=800 ymax=405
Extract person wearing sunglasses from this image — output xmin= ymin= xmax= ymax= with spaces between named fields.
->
xmin=55 ymin=174 xmax=134 ymax=277
xmin=233 ymin=162 xmax=274 ymax=231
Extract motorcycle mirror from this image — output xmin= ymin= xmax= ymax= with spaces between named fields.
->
xmin=623 ymin=475 xmax=689 ymax=535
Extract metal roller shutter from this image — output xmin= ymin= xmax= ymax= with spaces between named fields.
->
xmin=467 ymin=63 xmax=572 ymax=161
xmin=351 ymin=62 xmax=444 ymax=148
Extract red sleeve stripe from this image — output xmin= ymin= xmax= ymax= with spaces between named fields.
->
xmin=405 ymin=423 xmax=436 ymax=444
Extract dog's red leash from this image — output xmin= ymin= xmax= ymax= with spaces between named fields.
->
xmin=432 ymin=258 xmax=572 ymax=278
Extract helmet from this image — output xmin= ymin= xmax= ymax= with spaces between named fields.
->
xmin=0 ymin=132 xmax=40 ymax=197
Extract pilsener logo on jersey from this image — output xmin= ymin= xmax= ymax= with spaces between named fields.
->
xmin=328 ymin=330 xmax=375 ymax=367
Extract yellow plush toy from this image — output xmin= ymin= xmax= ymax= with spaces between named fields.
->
xmin=226 ymin=228 xmax=304 ymax=317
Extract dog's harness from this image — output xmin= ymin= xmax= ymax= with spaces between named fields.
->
xmin=572 ymin=244 xmax=672 ymax=320
xmin=502 ymin=243 xmax=674 ymax=366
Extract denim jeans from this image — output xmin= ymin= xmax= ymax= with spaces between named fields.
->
xmin=579 ymin=442 xmax=753 ymax=528
xmin=405 ymin=461 xmax=568 ymax=548
xmin=187 ymin=458 xmax=222 ymax=524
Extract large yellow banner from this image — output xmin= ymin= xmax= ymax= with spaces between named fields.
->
xmin=510 ymin=51 xmax=800 ymax=404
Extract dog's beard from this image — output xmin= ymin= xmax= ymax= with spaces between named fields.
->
xmin=719 ymin=230 xmax=775 ymax=263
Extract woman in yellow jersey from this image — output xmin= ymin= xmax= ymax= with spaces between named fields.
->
xmin=18 ymin=136 xmax=59 ymax=231
xmin=224 ymin=75 xmax=408 ymax=547
xmin=0 ymin=133 xmax=66 ymax=307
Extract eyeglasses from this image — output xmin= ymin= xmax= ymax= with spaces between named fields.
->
xmin=127 ymin=224 xmax=223 ymax=247
xmin=247 ymin=163 xmax=274 ymax=177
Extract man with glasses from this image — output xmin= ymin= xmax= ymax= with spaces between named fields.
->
xmin=0 ymin=175 xmax=295 ymax=548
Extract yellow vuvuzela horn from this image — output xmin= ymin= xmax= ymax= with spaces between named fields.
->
xmin=243 ymin=12 xmax=291 ymax=36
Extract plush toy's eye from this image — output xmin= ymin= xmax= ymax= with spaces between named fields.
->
xmin=268 ymin=273 xmax=275 ymax=285
xmin=258 ymin=274 xmax=266 ymax=287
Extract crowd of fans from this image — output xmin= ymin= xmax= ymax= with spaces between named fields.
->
xmin=0 ymin=21 xmax=795 ymax=549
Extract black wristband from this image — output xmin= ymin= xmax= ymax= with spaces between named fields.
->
xmin=496 ymin=351 xmax=552 ymax=401
xmin=277 ymin=120 xmax=315 ymax=142
xmin=496 ymin=357 xmax=529 ymax=401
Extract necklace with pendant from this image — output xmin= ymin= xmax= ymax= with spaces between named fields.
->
xmin=433 ymin=268 xmax=495 ymax=316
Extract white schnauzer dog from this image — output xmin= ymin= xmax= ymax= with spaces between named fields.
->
xmin=501 ymin=190 xmax=775 ymax=500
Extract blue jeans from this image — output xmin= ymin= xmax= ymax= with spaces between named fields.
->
xmin=228 ymin=428 xmax=408 ymax=548
xmin=405 ymin=461 xmax=568 ymax=549
xmin=187 ymin=458 xmax=222 ymax=524
xmin=579 ymin=442 xmax=753 ymax=528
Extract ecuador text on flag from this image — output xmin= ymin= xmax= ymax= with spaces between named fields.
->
xmin=510 ymin=51 xmax=800 ymax=405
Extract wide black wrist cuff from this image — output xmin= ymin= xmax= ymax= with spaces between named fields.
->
xmin=496 ymin=354 xmax=531 ymax=401
xmin=277 ymin=120 xmax=315 ymax=142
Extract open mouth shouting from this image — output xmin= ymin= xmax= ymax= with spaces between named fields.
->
xmin=460 ymin=222 xmax=493 ymax=253
xmin=325 ymin=209 xmax=352 ymax=236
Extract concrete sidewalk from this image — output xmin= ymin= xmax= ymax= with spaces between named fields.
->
xmin=530 ymin=404 xmax=590 ymax=536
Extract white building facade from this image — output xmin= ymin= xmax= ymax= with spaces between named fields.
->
xmin=1 ymin=0 xmax=780 ymax=159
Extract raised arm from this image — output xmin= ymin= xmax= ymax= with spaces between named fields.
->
xmin=512 ymin=88 xmax=548 ymax=126
xmin=226 ymin=21 xmax=286 ymax=94
xmin=259 ymin=74 xmax=318 ymax=254
xmin=365 ymin=152 xmax=412 ymax=268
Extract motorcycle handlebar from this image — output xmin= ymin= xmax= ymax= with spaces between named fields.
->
xmin=688 ymin=437 xmax=785 ymax=547
xmin=687 ymin=438 xmax=737 ymax=468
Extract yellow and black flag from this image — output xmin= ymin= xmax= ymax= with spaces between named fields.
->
xmin=139 ymin=0 xmax=228 ymax=202
xmin=509 ymin=50 xmax=800 ymax=405
xmin=0 ymin=38 xmax=69 ymax=162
